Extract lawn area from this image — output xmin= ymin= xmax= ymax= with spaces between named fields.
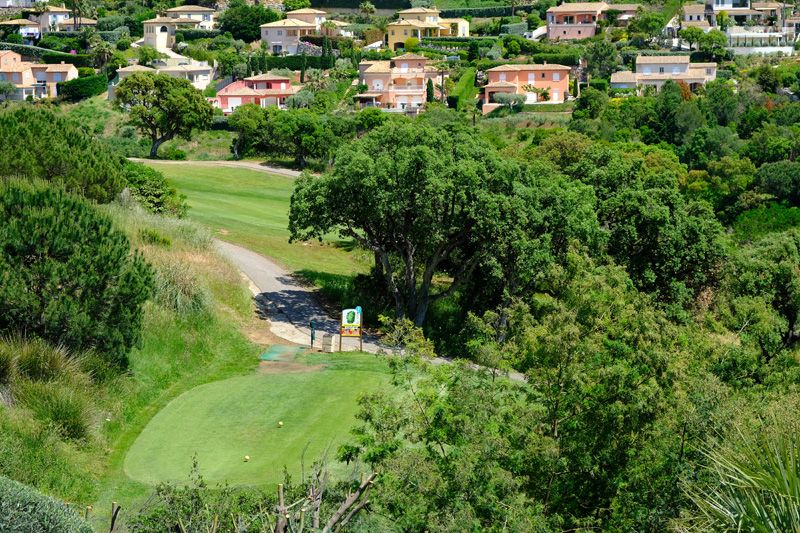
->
xmin=453 ymin=67 xmax=478 ymax=110
xmin=125 ymin=352 xmax=391 ymax=487
xmin=145 ymin=162 xmax=369 ymax=278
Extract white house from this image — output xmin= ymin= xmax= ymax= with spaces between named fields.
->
xmin=611 ymin=55 xmax=717 ymax=91
xmin=35 ymin=5 xmax=72 ymax=33
xmin=260 ymin=18 xmax=316 ymax=55
xmin=0 ymin=19 xmax=41 ymax=40
xmin=165 ymin=5 xmax=216 ymax=30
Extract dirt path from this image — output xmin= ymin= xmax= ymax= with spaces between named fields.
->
xmin=129 ymin=158 xmax=304 ymax=178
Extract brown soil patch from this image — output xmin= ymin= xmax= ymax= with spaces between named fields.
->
xmin=245 ymin=323 xmax=287 ymax=346
xmin=258 ymin=361 xmax=324 ymax=374
xmin=217 ymin=228 xmax=230 ymax=235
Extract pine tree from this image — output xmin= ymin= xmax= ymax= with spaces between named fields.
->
xmin=0 ymin=181 xmax=153 ymax=368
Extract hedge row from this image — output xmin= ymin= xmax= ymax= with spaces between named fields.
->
xmin=300 ymin=35 xmax=354 ymax=49
xmin=440 ymin=6 xmax=514 ymax=18
xmin=265 ymin=55 xmax=328 ymax=70
xmin=0 ymin=42 xmax=74 ymax=59
xmin=0 ymin=476 xmax=93 ymax=533
xmin=179 ymin=29 xmax=220 ymax=40
xmin=311 ymin=0 xmax=409 ymax=9
xmin=42 ymin=52 xmax=92 ymax=67
xmin=47 ymin=28 xmax=128 ymax=43
xmin=58 ymin=74 xmax=108 ymax=101
xmin=531 ymin=52 xmax=580 ymax=66
xmin=421 ymin=36 xmax=498 ymax=44
xmin=500 ymin=22 xmax=527 ymax=35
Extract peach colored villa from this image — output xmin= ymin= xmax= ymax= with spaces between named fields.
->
xmin=546 ymin=2 xmax=642 ymax=40
xmin=210 ymin=73 xmax=300 ymax=115
xmin=386 ymin=7 xmax=469 ymax=50
xmin=482 ymin=64 xmax=570 ymax=115
xmin=355 ymin=53 xmax=444 ymax=113
xmin=0 ymin=51 xmax=78 ymax=100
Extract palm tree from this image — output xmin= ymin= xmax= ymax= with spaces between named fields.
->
xmin=680 ymin=427 xmax=800 ymax=532
xmin=91 ymin=40 xmax=114 ymax=69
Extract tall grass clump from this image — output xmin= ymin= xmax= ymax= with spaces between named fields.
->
xmin=103 ymin=202 xmax=211 ymax=250
xmin=10 ymin=337 xmax=79 ymax=382
xmin=0 ymin=342 xmax=14 ymax=385
xmin=152 ymin=258 xmax=212 ymax=315
xmin=15 ymin=381 xmax=92 ymax=441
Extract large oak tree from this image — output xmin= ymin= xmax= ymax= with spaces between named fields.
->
xmin=115 ymin=72 xmax=213 ymax=158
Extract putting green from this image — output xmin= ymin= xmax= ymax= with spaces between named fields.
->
xmin=124 ymin=355 xmax=389 ymax=486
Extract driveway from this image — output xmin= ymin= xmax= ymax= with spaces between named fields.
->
xmin=130 ymin=158 xmax=304 ymax=178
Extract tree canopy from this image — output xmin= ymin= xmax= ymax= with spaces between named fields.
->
xmin=115 ymin=72 xmax=213 ymax=158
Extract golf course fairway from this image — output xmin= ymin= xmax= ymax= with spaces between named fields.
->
xmin=124 ymin=353 xmax=390 ymax=486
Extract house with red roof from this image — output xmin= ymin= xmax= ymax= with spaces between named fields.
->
xmin=210 ymin=73 xmax=300 ymax=115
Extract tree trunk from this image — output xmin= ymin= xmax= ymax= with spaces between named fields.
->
xmin=149 ymin=138 xmax=163 ymax=158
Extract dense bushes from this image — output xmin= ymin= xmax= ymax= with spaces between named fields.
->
xmin=179 ymin=29 xmax=221 ymax=40
xmin=57 ymin=74 xmax=108 ymax=101
xmin=122 ymin=161 xmax=188 ymax=217
xmin=500 ymin=22 xmax=528 ymax=35
xmin=301 ymin=34 xmax=353 ymax=49
xmin=46 ymin=29 xmax=129 ymax=43
xmin=0 ymin=107 xmax=124 ymax=202
xmin=265 ymin=54 xmax=328 ymax=70
xmin=0 ymin=181 xmax=153 ymax=367
xmin=0 ymin=475 xmax=92 ymax=533
xmin=0 ymin=42 xmax=73 ymax=59
xmin=41 ymin=52 xmax=92 ymax=67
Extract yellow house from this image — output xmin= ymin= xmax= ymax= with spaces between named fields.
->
xmin=386 ymin=6 xmax=469 ymax=50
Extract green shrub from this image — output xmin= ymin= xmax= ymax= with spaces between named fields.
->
xmin=76 ymin=66 xmax=94 ymax=77
xmin=122 ymin=161 xmax=188 ymax=217
xmin=179 ymin=29 xmax=221 ymax=40
xmin=0 ymin=181 xmax=153 ymax=368
xmin=7 ymin=337 xmax=78 ymax=383
xmin=16 ymin=381 xmax=91 ymax=440
xmin=57 ymin=74 xmax=108 ymax=102
xmin=0 ymin=106 xmax=124 ymax=202
xmin=41 ymin=51 xmax=91 ymax=67
xmin=500 ymin=22 xmax=528 ymax=35
xmin=159 ymin=144 xmax=187 ymax=161
xmin=440 ymin=6 xmax=513 ymax=17
xmin=0 ymin=475 xmax=92 ymax=533
xmin=589 ymin=78 xmax=609 ymax=92
xmin=116 ymin=37 xmax=131 ymax=51
xmin=153 ymin=259 xmax=211 ymax=315
xmin=139 ymin=228 xmax=172 ymax=247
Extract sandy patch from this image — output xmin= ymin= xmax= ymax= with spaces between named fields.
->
xmin=217 ymin=228 xmax=230 ymax=235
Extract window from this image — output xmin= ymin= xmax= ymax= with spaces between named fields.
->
xmin=528 ymin=73 xmax=535 ymax=83
xmin=12 ymin=73 xmax=18 ymax=82
xmin=578 ymin=30 xmax=581 ymax=34
xmin=54 ymin=73 xmax=61 ymax=82
xmin=659 ymin=67 xmax=665 ymax=73
xmin=499 ymin=72 xmax=506 ymax=81
xmin=203 ymin=14 xmax=210 ymax=21
xmin=541 ymin=72 xmax=545 ymax=79
xmin=404 ymin=30 xmax=408 ymax=35
xmin=277 ymin=30 xmax=282 ymax=35
xmin=553 ymin=72 xmax=560 ymax=81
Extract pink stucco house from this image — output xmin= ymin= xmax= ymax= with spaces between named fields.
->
xmin=546 ymin=2 xmax=642 ymax=40
xmin=0 ymin=51 xmax=78 ymax=100
xmin=209 ymin=73 xmax=300 ymax=115
xmin=482 ymin=63 xmax=571 ymax=115
xmin=354 ymin=53 xmax=444 ymax=113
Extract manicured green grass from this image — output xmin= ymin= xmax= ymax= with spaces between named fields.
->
xmin=453 ymin=67 xmax=478 ymax=110
xmin=144 ymin=162 xmax=370 ymax=277
xmin=124 ymin=352 xmax=390 ymax=486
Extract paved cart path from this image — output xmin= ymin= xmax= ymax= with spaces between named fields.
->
xmin=215 ymin=240 xmax=527 ymax=381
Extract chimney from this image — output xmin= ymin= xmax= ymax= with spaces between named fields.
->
xmin=60 ymin=61 xmax=64 ymax=64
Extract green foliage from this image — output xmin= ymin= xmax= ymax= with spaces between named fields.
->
xmin=41 ymin=51 xmax=92 ymax=67
xmin=500 ymin=21 xmax=527 ymax=35
xmin=758 ymin=160 xmax=800 ymax=206
xmin=57 ymin=73 xmax=107 ymax=101
xmin=0 ymin=475 xmax=92 ymax=533
xmin=0 ymin=181 xmax=153 ymax=368
xmin=122 ymin=161 xmax=188 ymax=217
xmin=218 ymin=0 xmax=280 ymax=42
xmin=574 ymin=87 xmax=608 ymax=119
xmin=584 ymin=39 xmax=620 ymax=79
xmin=683 ymin=415 xmax=800 ymax=531
xmin=10 ymin=337 xmax=79 ymax=383
xmin=0 ymin=106 xmax=123 ymax=202
xmin=115 ymin=72 xmax=214 ymax=158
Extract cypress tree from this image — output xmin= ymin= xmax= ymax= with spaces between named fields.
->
xmin=426 ymin=78 xmax=435 ymax=102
